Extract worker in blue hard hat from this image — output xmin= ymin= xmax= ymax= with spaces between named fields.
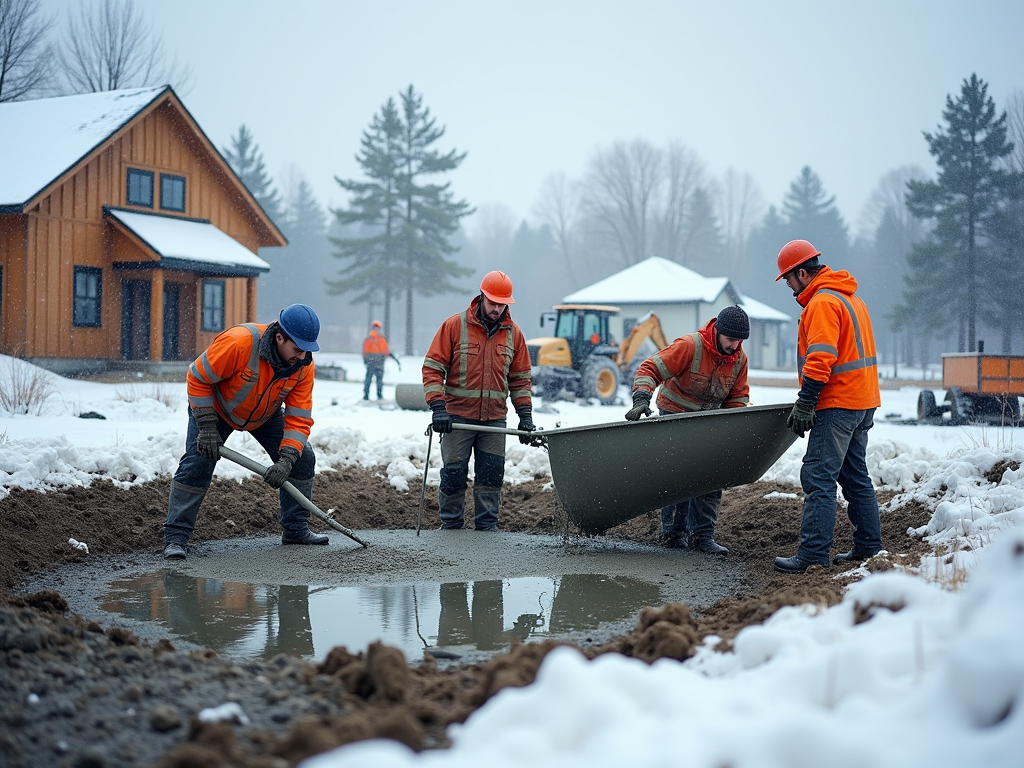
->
xmin=162 ymin=304 xmax=324 ymax=560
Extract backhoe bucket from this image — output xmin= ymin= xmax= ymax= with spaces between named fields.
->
xmin=545 ymin=404 xmax=798 ymax=534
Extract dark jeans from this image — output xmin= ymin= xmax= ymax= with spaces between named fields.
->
xmin=796 ymin=407 xmax=882 ymax=563
xmin=437 ymin=415 xmax=506 ymax=530
xmin=661 ymin=490 xmax=722 ymax=541
xmin=364 ymin=362 xmax=384 ymax=399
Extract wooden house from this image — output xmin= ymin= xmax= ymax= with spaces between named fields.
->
xmin=0 ymin=86 xmax=284 ymax=374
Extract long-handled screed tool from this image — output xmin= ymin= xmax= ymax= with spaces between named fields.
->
xmin=218 ymin=445 xmax=368 ymax=548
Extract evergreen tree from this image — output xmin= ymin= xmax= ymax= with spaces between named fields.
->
xmin=395 ymin=85 xmax=474 ymax=355
xmin=681 ymin=186 xmax=725 ymax=275
xmin=780 ymin=166 xmax=849 ymax=261
xmin=905 ymin=73 xmax=1016 ymax=352
xmin=223 ymin=124 xmax=284 ymax=226
xmin=328 ymin=98 xmax=404 ymax=335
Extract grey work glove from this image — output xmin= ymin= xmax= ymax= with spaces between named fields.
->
xmin=264 ymin=446 xmax=300 ymax=489
xmin=516 ymin=409 xmax=536 ymax=445
xmin=193 ymin=407 xmax=223 ymax=462
xmin=787 ymin=378 xmax=824 ymax=437
xmin=625 ymin=391 xmax=653 ymax=421
xmin=429 ymin=400 xmax=453 ymax=434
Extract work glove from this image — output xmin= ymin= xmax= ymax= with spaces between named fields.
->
xmin=264 ymin=446 xmax=300 ymax=489
xmin=625 ymin=391 xmax=653 ymax=421
xmin=429 ymin=400 xmax=453 ymax=434
xmin=516 ymin=409 xmax=536 ymax=445
xmin=787 ymin=378 xmax=824 ymax=437
xmin=193 ymin=407 xmax=223 ymax=462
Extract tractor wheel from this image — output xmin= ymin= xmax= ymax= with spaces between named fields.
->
xmin=945 ymin=387 xmax=972 ymax=426
xmin=580 ymin=357 xmax=621 ymax=405
xmin=917 ymin=390 xmax=938 ymax=421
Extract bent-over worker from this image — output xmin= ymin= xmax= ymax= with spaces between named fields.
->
xmin=626 ymin=305 xmax=751 ymax=554
xmin=162 ymin=304 xmax=325 ymax=560
xmin=422 ymin=271 xmax=534 ymax=531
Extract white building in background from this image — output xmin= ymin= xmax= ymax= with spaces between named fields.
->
xmin=563 ymin=257 xmax=793 ymax=371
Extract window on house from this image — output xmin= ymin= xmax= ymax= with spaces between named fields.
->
xmin=160 ymin=174 xmax=186 ymax=212
xmin=202 ymin=280 xmax=225 ymax=333
xmin=126 ymin=168 xmax=154 ymax=207
xmin=73 ymin=267 xmax=102 ymax=327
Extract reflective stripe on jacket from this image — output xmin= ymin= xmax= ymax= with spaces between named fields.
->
xmin=633 ymin=318 xmax=749 ymax=412
xmin=187 ymin=323 xmax=314 ymax=453
xmin=422 ymin=296 xmax=532 ymax=421
xmin=796 ymin=266 xmax=880 ymax=411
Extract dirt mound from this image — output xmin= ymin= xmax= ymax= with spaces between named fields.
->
xmin=0 ymin=468 xmax=933 ymax=768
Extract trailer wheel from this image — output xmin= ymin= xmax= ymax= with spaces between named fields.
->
xmin=917 ymin=390 xmax=938 ymax=421
xmin=945 ymin=387 xmax=972 ymax=426
xmin=580 ymin=357 xmax=620 ymax=405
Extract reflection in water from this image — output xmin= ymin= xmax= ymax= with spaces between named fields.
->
xmin=100 ymin=571 xmax=663 ymax=661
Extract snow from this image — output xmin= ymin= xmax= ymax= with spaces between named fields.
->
xmin=108 ymin=209 xmax=271 ymax=272
xmin=0 ymin=87 xmax=167 ymax=207
xmin=0 ymin=352 xmax=1022 ymax=767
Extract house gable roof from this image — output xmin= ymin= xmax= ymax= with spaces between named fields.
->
xmin=0 ymin=86 xmax=285 ymax=247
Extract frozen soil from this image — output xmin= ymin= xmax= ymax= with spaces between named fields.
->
xmin=0 ymin=465 xmax=934 ymax=768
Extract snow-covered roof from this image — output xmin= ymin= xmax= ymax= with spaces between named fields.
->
xmin=0 ymin=87 xmax=169 ymax=209
xmin=739 ymin=294 xmax=792 ymax=323
xmin=564 ymin=257 xmax=730 ymax=304
xmin=108 ymin=209 xmax=270 ymax=276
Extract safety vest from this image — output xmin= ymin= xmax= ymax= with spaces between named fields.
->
xmin=363 ymin=331 xmax=389 ymax=357
xmin=187 ymin=323 xmax=314 ymax=453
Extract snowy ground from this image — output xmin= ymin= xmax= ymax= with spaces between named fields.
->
xmin=1 ymin=353 xmax=1022 ymax=768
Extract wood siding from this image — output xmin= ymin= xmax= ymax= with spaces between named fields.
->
xmin=3 ymin=98 xmax=272 ymax=364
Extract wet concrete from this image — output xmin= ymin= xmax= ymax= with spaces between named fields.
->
xmin=23 ymin=529 xmax=747 ymax=665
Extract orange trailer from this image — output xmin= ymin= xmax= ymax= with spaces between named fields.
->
xmin=917 ymin=353 xmax=1024 ymax=425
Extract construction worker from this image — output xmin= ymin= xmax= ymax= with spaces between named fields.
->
xmin=626 ymin=305 xmax=751 ymax=554
xmin=362 ymin=320 xmax=400 ymax=400
xmin=162 ymin=304 xmax=325 ymax=560
xmin=773 ymin=240 xmax=883 ymax=574
xmin=422 ymin=271 xmax=534 ymax=531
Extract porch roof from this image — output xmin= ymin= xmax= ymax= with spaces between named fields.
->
xmin=107 ymin=208 xmax=270 ymax=277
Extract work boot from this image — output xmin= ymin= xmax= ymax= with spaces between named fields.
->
xmin=163 ymin=542 xmax=186 ymax=560
xmin=662 ymin=533 xmax=688 ymax=549
xmin=774 ymin=554 xmax=828 ymax=574
xmin=282 ymin=529 xmax=329 ymax=545
xmin=693 ymin=538 xmax=728 ymax=555
xmin=833 ymin=548 xmax=880 ymax=564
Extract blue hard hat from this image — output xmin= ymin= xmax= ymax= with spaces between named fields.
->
xmin=278 ymin=304 xmax=320 ymax=352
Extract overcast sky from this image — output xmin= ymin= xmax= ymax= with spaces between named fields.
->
xmin=44 ymin=0 xmax=1024 ymax=238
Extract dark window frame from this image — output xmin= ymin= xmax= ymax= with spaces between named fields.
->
xmin=160 ymin=173 xmax=186 ymax=212
xmin=126 ymin=168 xmax=154 ymax=208
xmin=201 ymin=280 xmax=225 ymax=333
xmin=73 ymin=266 xmax=103 ymax=328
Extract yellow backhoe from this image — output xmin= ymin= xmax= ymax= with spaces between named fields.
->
xmin=526 ymin=305 xmax=668 ymax=405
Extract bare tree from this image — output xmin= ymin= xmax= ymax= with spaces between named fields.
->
xmin=653 ymin=141 xmax=706 ymax=264
xmin=0 ymin=0 xmax=54 ymax=102
xmin=532 ymin=171 xmax=581 ymax=284
xmin=581 ymin=139 xmax=663 ymax=266
xmin=857 ymin=165 xmax=930 ymax=246
xmin=712 ymin=168 xmax=765 ymax=275
xmin=56 ymin=0 xmax=192 ymax=94
xmin=470 ymin=203 xmax=517 ymax=266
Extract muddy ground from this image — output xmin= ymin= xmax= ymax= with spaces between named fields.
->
xmin=0 ymin=466 xmax=934 ymax=768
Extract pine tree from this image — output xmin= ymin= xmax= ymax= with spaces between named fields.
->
xmin=780 ymin=166 xmax=849 ymax=262
xmin=328 ymin=98 xmax=404 ymax=335
xmin=223 ymin=124 xmax=284 ymax=226
xmin=395 ymin=85 xmax=473 ymax=355
xmin=905 ymin=73 xmax=1016 ymax=352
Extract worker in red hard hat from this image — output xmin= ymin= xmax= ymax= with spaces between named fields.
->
xmin=422 ymin=271 xmax=534 ymax=530
xmin=362 ymin=320 xmax=400 ymax=401
xmin=773 ymin=240 xmax=883 ymax=574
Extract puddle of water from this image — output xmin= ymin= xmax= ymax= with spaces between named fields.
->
xmin=99 ymin=571 xmax=663 ymax=661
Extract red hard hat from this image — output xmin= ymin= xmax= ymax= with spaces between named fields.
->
xmin=480 ymin=270 xmax=515 ymax=304
xmin=371 ymin=320 xmax=382 ymax=328
xmin=775 ymin=240 xmax=821 ymax=281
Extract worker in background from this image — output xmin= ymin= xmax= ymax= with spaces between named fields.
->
xmin=422 ymin=271 xmax=534 ymax=531
xmin=362 ymin=320 xmax=400 ymax=401
xmin=773 ymin=239 xmax=883 ymax=574
xmin=625 ymin=305 xmax=751 ymax=554
xmin=162 ymin=304 xmax=326 ymax=560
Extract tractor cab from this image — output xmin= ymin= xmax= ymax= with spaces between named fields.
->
xmin=535 ymin=304 xmax=620 ymax=369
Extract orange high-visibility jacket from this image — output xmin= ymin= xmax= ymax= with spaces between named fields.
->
xmin=634 ymin=318 xmax=749 ymax=412
xmin=187 ymin=323 xmax=315 ymax=453
xmin=795 ymin=266 xmax=880 ymax=411
xmin=362 ymin=330 xmax=389 ymax=358
xmin=422 ymin=296 xmax=532 ymax=421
